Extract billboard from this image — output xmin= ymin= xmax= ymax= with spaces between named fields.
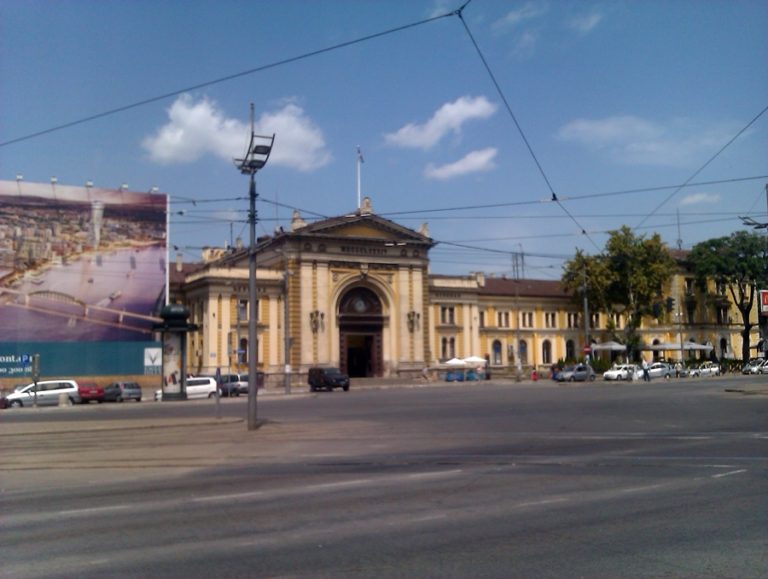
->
xmin=760 ymin=289 xmax=768 ymax=316
xmin=0 ymin=180 xmax=167 ymax=377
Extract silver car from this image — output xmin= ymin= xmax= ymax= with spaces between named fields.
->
xmin=5 ymin=380 xmax=81 ymax=407
xmin=648 ymin=362 xmax=672 ymax=380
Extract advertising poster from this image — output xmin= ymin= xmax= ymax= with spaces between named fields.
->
xmin=0 ymin=180 xmax=167 ymax=377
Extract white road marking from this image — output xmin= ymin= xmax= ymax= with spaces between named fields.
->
xmin=57 ymin=505 xmax=130 ymax=517
xmin=712 ymin=469 xmax=747 ymax=479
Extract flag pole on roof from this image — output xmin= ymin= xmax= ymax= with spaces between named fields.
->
xmin=356 ymin=146 xmax=364 ymax=210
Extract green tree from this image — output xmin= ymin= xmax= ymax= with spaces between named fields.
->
xmin=562 ymin=227 xmax=676 ymax=359
xmin=688 ymin=231 xmax=768 ymax=361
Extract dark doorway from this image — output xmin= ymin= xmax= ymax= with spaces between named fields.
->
xmin=338 ymin=287 xmax=384 ymax=378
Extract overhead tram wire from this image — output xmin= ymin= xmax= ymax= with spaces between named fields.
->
xmin=634 ymin=103 xmax=768 ymax=231
xmin=454 ymin=8 xmax=600 ymax=253
xmin=0 ymin=7 xmax=462 ymax=148
xmin=376 ymin=175 xmax=768 ymax=218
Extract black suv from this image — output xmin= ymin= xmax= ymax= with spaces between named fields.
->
xmin=308 ymin=367 xmax=350 ymax=392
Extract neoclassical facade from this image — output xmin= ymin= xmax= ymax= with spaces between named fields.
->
xmin=170 ymin=201 xmax=760 ymax=385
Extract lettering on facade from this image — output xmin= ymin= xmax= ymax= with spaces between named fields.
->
xmin=340 ymin=246 xmax=388 ymax=256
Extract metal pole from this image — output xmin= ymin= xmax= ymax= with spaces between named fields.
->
xmin=247 ymin=170 xmax=259 ymax=430
xmin=583 ymin=264 xmax=590 ymax=364
xmin=284 ymin=270 xmax=291 ymax=394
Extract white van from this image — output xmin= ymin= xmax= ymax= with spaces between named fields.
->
xmin=154 ymin=377 xmax=217 ymax=401
xmin=5 ymin=380 xmax=81 ymax=407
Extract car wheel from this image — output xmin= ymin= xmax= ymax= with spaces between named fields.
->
xmin=10 ymin=400 xmax=23 ymax=408
xmin=343 ymin=385 xmax=349 ymax=391
xmin=569 ymin=376 xmax=575 ymax=382
xmin=310 ymin=385 xmax=317 ymax=392
xmin=116 ymin=395 xmax=123 ymax=402
xmin=589 ymin=375 xmax=596 ymax=381
xmin=136 ymin=398 xmax=142 ymax=402
xmin=67 ymin=397 xmax=75 ymax=406
xmin=664 ymin=374 xmax=670 ymax=380
xmin=208 ymin=392 xmax=216 ymax=398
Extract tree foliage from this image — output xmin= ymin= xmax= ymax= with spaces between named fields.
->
xmin=688 ymin=231 xmax=768 ymax=360
xmin=562 ymin=227 xmax=676 ymax=357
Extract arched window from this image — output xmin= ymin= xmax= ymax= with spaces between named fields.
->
xmin=566 ymin=339 xmax=575 ymax=361
xmin=719 ymin=338 xmax=728 ymax=358
xmin=542 ymin=340 xmax=552 ymax=365
xmin=519 ymin=340 xmax=528 ymax=365
xmin=492 ymin=340 xmax=502 ymax=365
xmin=652 ymin=338 xmax=661 ymax=362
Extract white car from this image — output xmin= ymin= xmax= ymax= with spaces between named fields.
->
xmin=742 ymin=359 xmax=764 ymax=374
xmin=155 ymin=377 xmax=218 ymax=401
xmin=690 ymin=362 xmax=721 ymax=377
xmin=603 ymin=364 xmax=640 ymax=381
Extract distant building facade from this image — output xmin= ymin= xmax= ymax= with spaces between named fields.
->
xmin=169 ymin=200 xmax=760 ymax=385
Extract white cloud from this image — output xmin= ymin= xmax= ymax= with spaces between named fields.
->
xmin=424 ymin=148 xmax=498 ymax=180
xmin=385 ymin=96 xmax=497 ymax=150
xmin=143 ymin=94 xmax=331 ymax=171
xmin=512 ymin=30 xmax=539 ymax=58
xmin=680 ymin=192 xmax=721 ymax=206
xmin=568 ymin=12 xmax=603 ymax=34
xmin=493 ymin=2 xmax=548 ymax=30
xmin=556 ymin=115 xmax=740 ymax=167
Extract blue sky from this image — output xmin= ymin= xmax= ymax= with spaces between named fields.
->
xmin=2 ymin=0 xmax=767 ymax=278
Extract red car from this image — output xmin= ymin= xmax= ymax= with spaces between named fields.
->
xmin=78 ymin=382 xmax=105 ymax=404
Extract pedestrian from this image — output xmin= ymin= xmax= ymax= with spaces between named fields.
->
xmin=674 ymin=361 xmax=682 ymax=378
xmin=642 ymin=358 xmax=650 ymax=382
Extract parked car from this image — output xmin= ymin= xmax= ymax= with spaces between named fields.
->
xmin=690 ymin=361 xmax=721 ymax=377
xmin=557 ymin=364 xmax=596 ymax=382
xmin=103 ymin=381 xmax=142 ymax=402
xmin=154 ymin=377 xmax=219 ymax=401
xmin=4 ymin=380 xmax=81 ymax=407
xmin=200 ymin=374 xmax=240 ymax=397
xmin=648 ymin=362 xmax=672 ymax=380
xmin=78 ymin=382 xmax=105 ymax=403
xmin=603 ymin=364 xmax=640 ymax=381
xmin=742 ymin=358 xmax=765 ymax=375
xmin=233 ymin=372 xmax=266 ymax=394
xmin=308 ymin=367 xmax=350 ymax=391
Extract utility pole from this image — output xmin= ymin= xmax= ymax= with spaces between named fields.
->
xmin=512 ymin=249 xmax=524 ymax=382
xmin=234 ymin=103 xmax=274 ymax=431
xmin=582 ymin=262 xmax=590 ymax=364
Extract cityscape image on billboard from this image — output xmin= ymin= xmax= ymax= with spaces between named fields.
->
xmin=0 ymin=180 xmax=167 ymax=343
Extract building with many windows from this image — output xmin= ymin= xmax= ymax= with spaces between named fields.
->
xmin=169 ymin=201 xmax=760 ymax=385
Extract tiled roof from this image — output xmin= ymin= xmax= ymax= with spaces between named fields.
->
xmin=479 ymin=277 xmax=572 ymax=298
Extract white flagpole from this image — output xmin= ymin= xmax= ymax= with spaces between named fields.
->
xmin=356 ymin=146 xmax=364 ymax=209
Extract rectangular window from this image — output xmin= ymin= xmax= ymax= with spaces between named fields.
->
xmin=498 ymin=311 xmax=510 ymax=328
xmin=590 ymin=313 xmax=600 ymax=329
xmin=479 ymin=311 xmax=485 ymax=328
xmin=237 ymin=299 xmax=248 ymax=321
xmin=567 ymin=313 xmax=579 ymax=329
xmin=440 ymin=306 xmax=455 ymax=325
xmin=544 ymin=312 xmax=556 ymax=328
xmin=521 ymin=311 xmax=533 ymax=328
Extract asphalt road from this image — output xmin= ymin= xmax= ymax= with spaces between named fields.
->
xmin=1 ymin=376 xmax=766 ymax=578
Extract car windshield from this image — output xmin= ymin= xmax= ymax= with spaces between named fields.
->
xmin=326 ymin=369 xmax=344 ymax=376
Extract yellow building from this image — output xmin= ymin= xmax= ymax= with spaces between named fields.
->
xmin=170 ymin=201 xmax=759 ymax=385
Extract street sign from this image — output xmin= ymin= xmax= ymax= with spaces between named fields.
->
xmin=583 ymin=346 xmax=591 ymax=354
xmin=760 ymin=289 xmax=768 ymax=315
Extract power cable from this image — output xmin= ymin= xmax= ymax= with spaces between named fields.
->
xmin=455 ymin=9 xmax=600 ymax=252
xmin=634 ymin=103 xmax=768 ymax=230
xmin=0 ymin=8 xmax=459 ymax=148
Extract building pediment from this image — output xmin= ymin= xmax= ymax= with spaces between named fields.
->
xmin=293 ymin=212 xmax=433 ymax=246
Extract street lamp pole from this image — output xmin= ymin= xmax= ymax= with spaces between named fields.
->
xmin=234 ymin=103 xmax=274 ymax=431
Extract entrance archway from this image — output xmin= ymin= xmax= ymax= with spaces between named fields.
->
xmin=338 ymin=287 xmax=384 ymax=378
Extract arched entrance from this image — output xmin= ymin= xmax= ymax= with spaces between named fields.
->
xmin=338 ymin=287 xmax=384 ymax=378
